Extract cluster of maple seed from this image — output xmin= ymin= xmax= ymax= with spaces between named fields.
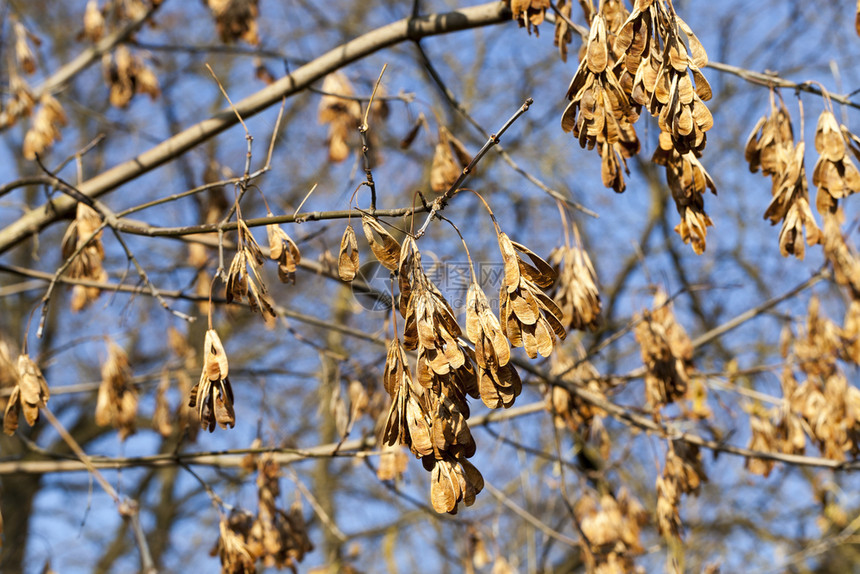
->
xmin=560 ymin=0 xmax=716 ymax=254
xmin=746 ymin=297 xmax=860 ymax=477
xmin=1 ymin=0 xmax=264 ymax=161
xmin=334 ymin=212 xmax=585 ymax=513
xmin=214 ymin=453 xmax=312 ymax=574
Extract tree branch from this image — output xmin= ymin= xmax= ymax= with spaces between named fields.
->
xmin=0 ymin=1 xmax=512 ymax=255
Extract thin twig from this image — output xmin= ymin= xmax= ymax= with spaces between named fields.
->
xmin=40 ymin=407 xmax=158 ymax=573
xmin=415 ymin=97 xmax=534 ymax=237
xmin=413 ymin=41 xmax=598 ymax=218
xmin=484 ymin=481 xmax=580 ymax=548
xmin=359 ymin=64 xmax=387 ymax=210
xmin=286 ymin=469 xmax=348 ymax=542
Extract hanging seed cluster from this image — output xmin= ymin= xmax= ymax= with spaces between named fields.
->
xmin=575 ymin=487 xmax=648 ymax=574
xmin=562 ymin=8 xmax=640 ymax=193
xmin=562 ymin=0 xmax=717 ymax=252
xmin=189 ymin=329 xmax=235 ymax=432
xmin=61 ymin=203 xmax=107 ymax=312
xmin=745 ymin=298 xmax=860 ymax=476
xmin=546 ymin=345 xmax=607 ymax=438
xmin=549 ymin=228 xmax=602 ymax=330
xmin=498 ymin=232 xmax=567 ymax=359
xmin=226 ymin=219 xmax=276 ymax=320
xmin=3 ymin=353 xmax=50 ymax=436
xmin=656 ymin=439 xmax=707 ymax=549
xmin=634 ymin=289 xmax=696 ymax=415
xmin=317 ymin=72 xmax=387 ymax=163
xmin=745 ymin=94 xmax=820 ymax=259
xmin=652 ymin=130 xmax=716 ymax=254
xmin=213 ymin=456 xmax=312 ymax=574
xmin=95 ymin=341 xmax=139 ymax=441
xmin=205 ymin=0 xmax=260 ymax=45
xmin=370 ymin=223 xmax=565 ymax=513
xmin=430 ymin=126 xmax=472 ymax=193
xmin=266 ymin=217 xmax=301 ymax=284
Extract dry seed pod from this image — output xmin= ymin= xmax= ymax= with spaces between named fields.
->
xmin=3 ymin=354 xmax=50 ymax=435
xmin=103 ymin=45 xmax=160 ymax=108
xmin=562 ymin=12 xmax=641 ymax=193
xmin=95 ymin=342 xmax=138 ymax=440
xmin=83 ymin=0 xmax=105 ymax=42
xmin=213 ymin=511 xmax=257 ymax=574
xmin=61 ymin=203 xmax=106 ymax=311
xmin=23 ymin=94 xmax=67 ymax=160
xmin=361 ymin=216 xmax=400 ymax=271
xmin=509 ymin=0 xmax=550 ymax=35
xmin=206 ymin=0 xmax=260 ymax=45
xmin=430 ymin=126 xmax=471 ymax=193
xmin=376 ymin=443 xmax=409 ymax=481
xmin=614 ymin=0 xmax=713 ymax=155
xmin=477 ymin=362 xmax=522 ymax=409
xmin=189 ymin=329 xmax=235 ymax=432
xmin=428 ymin=456 xmax=483 ymax=514
xmin=266 ymin=218 xmax=301 ymax=284
xmin=338 ymin=224 xmax=359 ymax=281
xmin=497 ymin=232 xmax=566 ymax=359
xmin=765 ymin=142 xmax=821 ymax=259
xmin=13 ymin=21 xmax=38 ymax=75
xmin=247 ymin=455 xmax=313 ymax=568
xmin=380 ymin=338 xmax=434 ymax=457
xmin=226 ymin=220 xmax=275 ymax=319
xmin=549 ymin=228 xmax=601 ymax=330
xmin=745 ymin=96 xmax=794 ymax=177
xmin=466 ymin=281 xmax=510 ymax=369
xmin=553 ymin=0 xmax=573 ymax=61
xmin=652 ymin=130 xmax=716 ymax=254
xmin=812 ymin=110 xmax=860 ymax=215
xmin=634 ymin=289 xmax=694 ymax=413
xmin=318 ymin=72 xmax=361 ymax=162
xmin=547 ymin=345 xmax=606 ymax=433
xmin=745 ymin=403 xmax=778 ymax=477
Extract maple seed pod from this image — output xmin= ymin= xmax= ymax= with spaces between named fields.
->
xmin=226 ymin=220 xmax=276 ymax=319
xmin=95 ymin=342 xmax=138 ymax=441
xmin=497 ymin=232 xmax=566 ymax=359
xmin=266 ymin=218 xmax=301 ymax=284
xmin=361 ymin=216 xmax=400 ymax=271
xmin=652 ymin=131 xmax=716 ymax=254
xmin=337 ymin=224 xmax=359 ymax=281
xmin=430 ymin=126 xmax=471 ymax=193
xmin=189 ymin=329 xmax=235 ymax=432
xmin=318 ymin=72 xmax=361 ymax=162
xmin=206 ymin=0 xmax=260 ymax=45
xmin=509 ymin=0 xmax=550 ymax=35
xmin=634 ymin=290 xmax=695 ymax=413
xmin=3 ymin=354 xmax=51 ymax=435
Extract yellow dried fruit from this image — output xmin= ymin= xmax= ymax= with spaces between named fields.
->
xmin=189 ymin=329 xmax=235 ymax=432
